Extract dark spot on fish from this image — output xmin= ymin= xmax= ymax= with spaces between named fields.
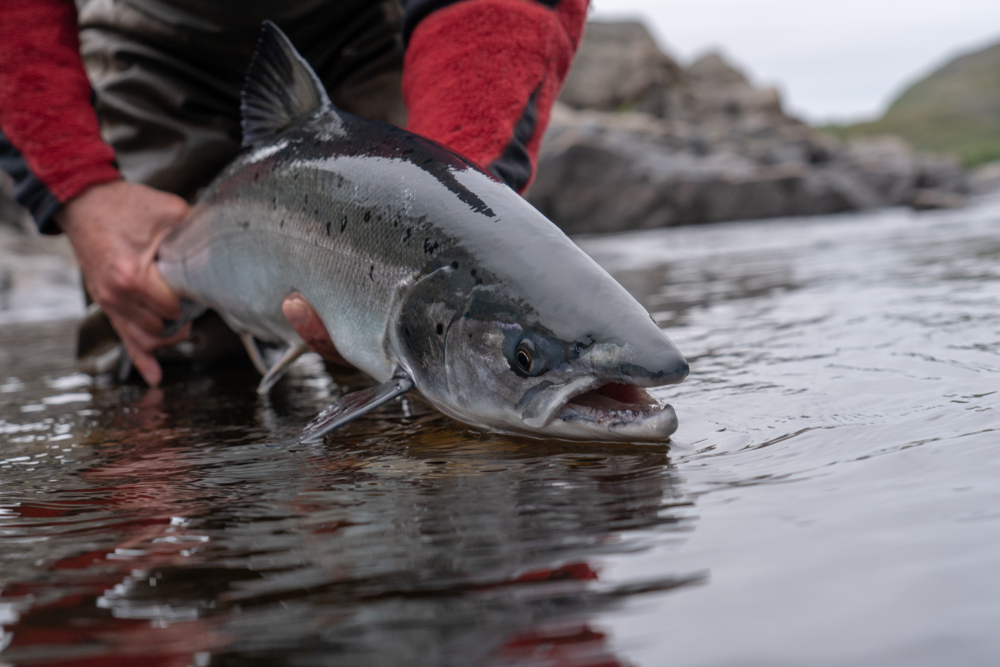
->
xmin=470 ymin=269 xmax=477 ymax=277
xmin=451 ymin=261 xmax=459 ymax=270
xmin=238 ymin=220 xmax=249 ymax=230
xmin=253 ymin=173 xmax=259 ymax=182
xmin=369 ymin=264 xmax=374 ymax=281
xmin=364 ymin=211 xmax=371 ymax=222
xmin=424 ymin=158 xmax=433 ymax=164
xmin=402 ymin=228 xmax=411 ymax=243
xmin=423 ymin=238 xmax=438 ymax=254
xmin=280 ymin=219 xmax=284 ymax=228
xmin=304 ymin=194 xmax=309 ymax=203
xmin=436 ymin=323 xmax=444 ymax=335
xmin=325 ymin=221 xmax=331 ymax=236
xmin=404 ymin=327 xmax=411 ymax=338
xmin=476 ymin=278 xmax=483 ymax=285
xmin=341 ymin=216 xmax=347 ymax=233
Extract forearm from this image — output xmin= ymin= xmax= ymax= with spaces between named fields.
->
xmin=401 ymin=0 xmax=588 ymax=193
xmin=0 ymin=0 xmax=121 ymax=233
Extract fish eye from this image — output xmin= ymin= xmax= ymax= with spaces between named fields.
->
xmin=515 ymin=339 xmax=535 ymax=374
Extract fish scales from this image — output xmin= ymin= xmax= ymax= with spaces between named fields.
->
xmin=158 ymin=21 xmax=689 ymax=442
xmin=167 ymin=130 xmax=478 ymax=381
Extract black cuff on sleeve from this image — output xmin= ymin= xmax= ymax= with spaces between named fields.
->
xmin=488 ymin=86 xmax=539 ymax=192
xmin=0 ymin=128 xmax=64 ymax=235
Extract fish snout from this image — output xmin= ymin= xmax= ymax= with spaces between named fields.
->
xmin=631 ymin=342 xmax=689 ymax=386
xmin=593 ymin=331 xmax=687 ymax=388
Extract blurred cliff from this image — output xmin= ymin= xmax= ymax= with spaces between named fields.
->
xmin=529 ymin=22 xmax=988 ymax=234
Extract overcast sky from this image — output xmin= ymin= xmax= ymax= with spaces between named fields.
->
xmin=590 ymin=0 xmax=1000 ymax=124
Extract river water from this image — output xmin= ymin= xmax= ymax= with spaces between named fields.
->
xmin=1 ymin=197 xmax=999 ymax=666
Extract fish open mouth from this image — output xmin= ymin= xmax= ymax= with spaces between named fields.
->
xmin=553 ymin=381 xmax=679 ymax=441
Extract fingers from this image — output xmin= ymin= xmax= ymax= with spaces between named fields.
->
xmin=109 ymin=314 xmax=192 ymax=387
xmin=122 ymin=338 xmax=163 ymax=388
xmin=92 ymin=264 xmax=182 ymax=338
xmin=98 ymin=263 xmax=181 ymax=325
xmin=58 ymin=181 xmax=195 ymax=388
xmin=107 ymin=301 xmax=169 ymax=340
xmin=141 ymin=263 xmax=183 ymax=321
xmin=283 ymin=293 xmax=331 ymax=352
xmin=282 ymin=293 xmax=352 ymax=366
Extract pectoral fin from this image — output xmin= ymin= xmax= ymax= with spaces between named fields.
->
xmin=240 ymin=333 xmax=270 ymax=376
xmin=300 ymin=368 xmax=414 ymax=443
xmin=257 ymin=341 xmax=309 ymax=394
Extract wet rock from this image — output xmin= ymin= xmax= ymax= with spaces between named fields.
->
xmin=970 ymin=160 xmax=1000 ymax=194
xmin=840 ymin=137 xmax=970 ymax=208
xmin=535 ymin=21 xmax=972 ymax=233
xmin=910 ymin=189 xmax=967 ymax=210
xmin=530 ymin=106 xmax=886 ymax=233
xmin=842 ymin=136 xmax=917 ymax=205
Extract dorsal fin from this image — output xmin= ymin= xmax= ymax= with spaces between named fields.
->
xmin=240 ymin=21 xmax=333 ymax=147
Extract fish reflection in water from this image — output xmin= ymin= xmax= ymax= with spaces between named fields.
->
xmin=0 ymin=334 xmax=700 ymax=665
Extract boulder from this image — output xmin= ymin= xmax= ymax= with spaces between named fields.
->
xmin=842 ymin=136 xmax=918 ymax=206
xmin=532 ymin=21 xmax=972 ymax=233
xmin=686 ymin=52 xmax=750 ymax=87
xmin=559 ymin=21 xmax=683 ymax=116
xmin=529 ymin=105 xmax=888 ymax=233
xmin=911 ymin=189 xmax=967 ymax=210
xmin=970 ymin=160 xmax=1000 ymax=194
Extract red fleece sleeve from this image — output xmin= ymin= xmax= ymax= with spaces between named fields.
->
xmin=0 ymin=0 xmax=120 ymax=205
xmin=403 ymin=0 xmax=587 ymax=193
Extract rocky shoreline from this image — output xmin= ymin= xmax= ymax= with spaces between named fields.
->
xmin=529 ymin=22 xmax=975 ymax=234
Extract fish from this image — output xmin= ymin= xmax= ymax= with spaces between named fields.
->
xmin=156 ymin=21 xmax=689 ymax=443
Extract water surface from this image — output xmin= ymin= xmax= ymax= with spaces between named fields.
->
xmin=2 ymin=198 xmax=999 ymax=666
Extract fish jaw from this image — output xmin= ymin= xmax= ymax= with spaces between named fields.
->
xmin=542 ymin=380 xmax=679 ymax=442
xmin=513 ymin=369 xmax=682 ymax=442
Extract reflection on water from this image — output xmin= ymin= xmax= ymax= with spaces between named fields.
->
xmin=0 ymin=325 xmax=698 ymax=666
xmin=3 ymin=197 xmax=1000 ymax=666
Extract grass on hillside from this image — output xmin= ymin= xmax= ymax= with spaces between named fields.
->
xmin=821 ymin=41 xmax=1000 ymax=168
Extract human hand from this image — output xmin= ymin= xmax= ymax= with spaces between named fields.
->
xmin=282 ymin=293 xmax=352 ymax=367
xmin=58 ymin=180 xmax=192 ymax=387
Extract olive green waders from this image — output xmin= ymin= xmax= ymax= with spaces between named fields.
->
xmin=74 ymin=0 xmax=408 ymax=377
